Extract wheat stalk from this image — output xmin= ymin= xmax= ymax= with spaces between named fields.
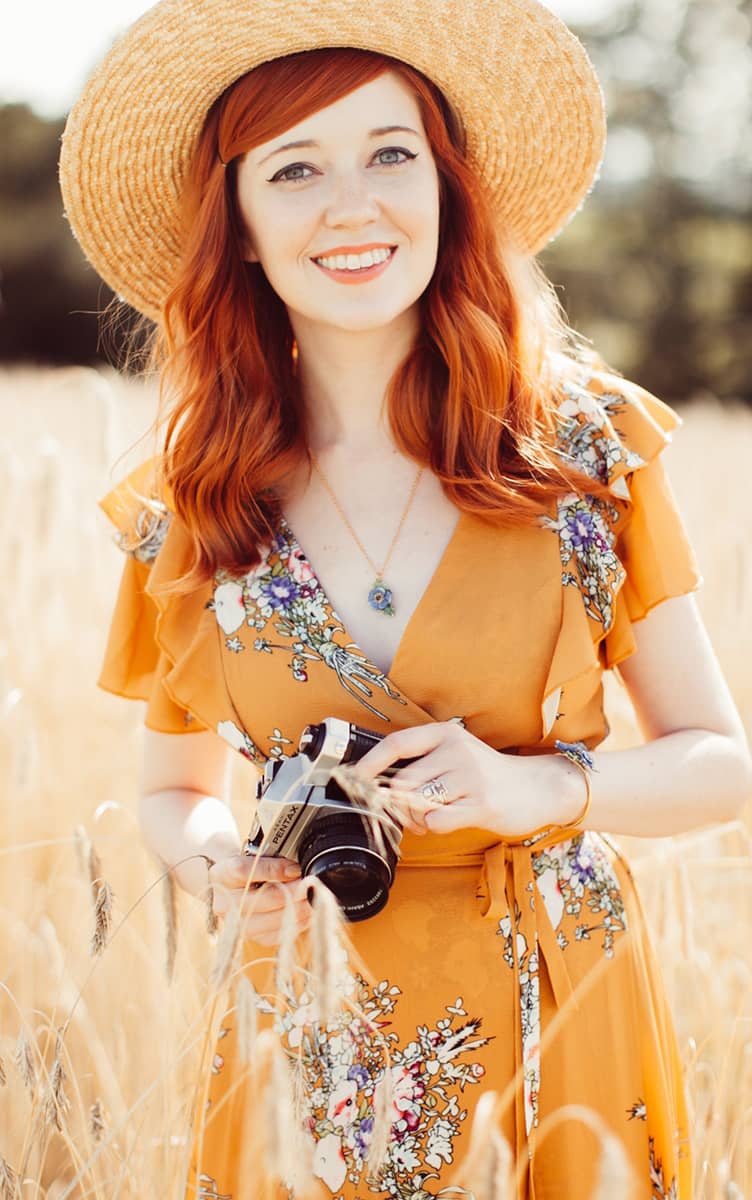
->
xmin=366 ymin=1068 xmax=394 ymax=1179
xmin=85 ymin=839 xmax=114 ymax=957
xmin=211 ymin=901 xmax=241 ymax=990
xmin=205 ymin=884 xmax=220 ymax=935
xmin=235 ymin=975 xmax=258 ymax=1066
xmin=162 ymin=868 xmax=178 ymax=982
xmin=452 ymin=1092 xmax=514 ymax=1199
xmin=43 ymin=1032 xmax=71 ymax=1132
xmin=89 ymin=1098 xmax=106 ymax=1144
xmin=13 ymin=1031 xmax=36 ymax=1096
xmin=0 ymin=1157 xmax=19 ymax=1200
xmin=308 ymin=878 xmax=345 ymax=1027
xmin=274 ymin=887 xmax=299 ymax=1002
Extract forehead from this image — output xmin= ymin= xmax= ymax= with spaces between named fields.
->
xmin=251 ymin=70 xmax=424 ymax=152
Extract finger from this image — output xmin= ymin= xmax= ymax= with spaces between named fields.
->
xmin=236 ymin=877 xmax=310 ymax=915
xmin=355 ymin=723 xmax=451 ymax=781
xmin=209 ymin=854 xmax=301 ymax=889
xmin=247 ymin=911 xmax=312 ymax=947
xmin=388 ymin=752 xmax=455 ymax=795
xmin=424 ymin=798 xmax=481 ymax=834
xmin=391 ymin=769 xmax=465 ymax=826
xmin=241 ymin=898 xmax=311 ymax=944
xmin=211 ymin=876 xmax=305 ymax=920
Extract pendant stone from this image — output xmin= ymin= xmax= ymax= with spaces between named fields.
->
xmin=367 ymin=579 xmax=395 ymax=616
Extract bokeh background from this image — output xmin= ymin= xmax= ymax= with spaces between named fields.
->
xmin=1 ymin=0 xmax=751 ymax=401
xmin=1 ymin=2 xmax=751 ymax=1197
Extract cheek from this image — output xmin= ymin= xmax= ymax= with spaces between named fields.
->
xmin=258 ymin=201 xmax=322 ymax=268
xmin=401 ymin=175 xmax=441 ymax=245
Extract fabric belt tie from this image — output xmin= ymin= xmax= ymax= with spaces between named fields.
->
xmin=402 ymin=825 xmax=585 ymax=1197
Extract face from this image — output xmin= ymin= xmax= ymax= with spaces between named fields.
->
xmin=235 ymin=71 xmax=441 ymax=339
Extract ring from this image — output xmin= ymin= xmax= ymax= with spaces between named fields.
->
xmin=420 ymin=778 xmax=451 ymax=805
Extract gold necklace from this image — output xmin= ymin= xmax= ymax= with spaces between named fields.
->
xmin=311 ymin=456 xmax=424 ymax=617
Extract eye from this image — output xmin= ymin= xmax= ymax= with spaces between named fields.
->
xmin=268 ymin=162 xmax=318 ymax=184
xmin=373 ymin=147 xmax=418 ymax=167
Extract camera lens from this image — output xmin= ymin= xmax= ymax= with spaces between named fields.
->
xmin=298 ymin=812 xmax=397 ymax=922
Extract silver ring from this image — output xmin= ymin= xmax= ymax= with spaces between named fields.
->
xmin=421 ymin=778 xmax=450 ymax=805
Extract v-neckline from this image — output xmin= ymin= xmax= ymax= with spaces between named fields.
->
xmin=275 ymin=509 xmax=466 ymax=684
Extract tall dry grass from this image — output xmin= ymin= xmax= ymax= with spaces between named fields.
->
xmin=0 ymin=365 xmax=750 ymax=1198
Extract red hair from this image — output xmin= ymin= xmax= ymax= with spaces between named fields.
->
xmin=154 ymin=48 xmax=598 ymax=586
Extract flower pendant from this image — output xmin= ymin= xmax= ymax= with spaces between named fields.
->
xmin=368 ymin=579 xmax=395 ymax=616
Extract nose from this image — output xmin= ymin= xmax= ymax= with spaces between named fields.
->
xmin=323 ymin=167 xmax=380 ymax=229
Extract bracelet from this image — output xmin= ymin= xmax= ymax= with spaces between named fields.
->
xmin=554 ymin=739 xmax=594 ymax=831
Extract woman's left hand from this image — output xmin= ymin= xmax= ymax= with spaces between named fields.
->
xmin=355 ymin=721 xmax=570 ymax=840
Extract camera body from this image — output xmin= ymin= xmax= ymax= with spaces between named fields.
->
xmin=243 ymin=717 xmax=410 ymax=922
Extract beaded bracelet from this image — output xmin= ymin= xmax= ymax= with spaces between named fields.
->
xmin=553 ymin=739 xmax=595 ymax=831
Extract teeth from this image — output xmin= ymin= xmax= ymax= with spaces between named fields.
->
xmin=315 ymin=247 xmax=393 ymax=271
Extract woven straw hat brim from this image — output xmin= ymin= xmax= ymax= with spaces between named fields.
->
xmin=59 ymin=0 xmax=606 ymax=321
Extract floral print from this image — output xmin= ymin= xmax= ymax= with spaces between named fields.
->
xmin=268 ymin=962 xmax=491 ymax=1198
xmin=216 ymin=718 xmax=262 ymax=763
xmin=196 ymin=1176 xmax=232 ymax=1200
xmin=542 ymin=494 xmax=624 ymax=631
xmin=555 ymin=376 xmax=646 ymax=489
xmin=531 ymin=831 xmax=627 ymax=959
xmin=650 ymin=1136 xmax=680 ymax=1200
xmin=210 ymin=522 xmax=406 ymax=722
xmin=541 ymin=369 xmax=651 ymax=634
xmin=115 ymin=503 xmax=171 ymax=564
xmin=493 ymin=831 xmax=630 ymax=1136
xmin=496 ymin=904 xmax=541 ymax=1136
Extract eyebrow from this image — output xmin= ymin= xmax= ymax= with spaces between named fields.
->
xmin=258 ymin=126 xmax=421 ymax=165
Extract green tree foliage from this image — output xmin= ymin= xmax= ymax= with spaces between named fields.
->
xmin=0 ymin=103 xmax=140 ymax=367
xmin=543 ymin=0 xmax=752 ymax=403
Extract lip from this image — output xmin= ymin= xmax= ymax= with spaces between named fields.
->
xmin=311 ymin=242 xmax=396 ymax=257
xmin=311 ymin=246 xmax=397 ymax=285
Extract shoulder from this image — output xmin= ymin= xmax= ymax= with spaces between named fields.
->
xmin=548 ymin=353 xmax=683 ymax=498
xmin=99 ymin=457 xmax=174 ymax=564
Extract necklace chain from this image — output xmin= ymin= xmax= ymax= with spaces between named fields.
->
xmin=310 ymin=456 xmax=424 ymax=613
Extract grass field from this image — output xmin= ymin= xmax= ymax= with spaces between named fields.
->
xmin=0 ymin=365 xmax=750 ymax=1198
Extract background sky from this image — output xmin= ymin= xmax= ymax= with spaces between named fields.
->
xmin=2 ymin=0 xmax=614 ymax=117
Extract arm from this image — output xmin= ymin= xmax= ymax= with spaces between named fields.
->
xmin=140 ymin=729 xmax=309 ymax=943
xmin=565 ymin=592 xmax=752 ymax=836
xmin=139 ymin=727 xmax=241 ymax=897
xmin=356 ymin=594 xmax=752 ymax=839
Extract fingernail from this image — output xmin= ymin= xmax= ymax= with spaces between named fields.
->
xmin=283 ymin=863 xmax=301 ymax=879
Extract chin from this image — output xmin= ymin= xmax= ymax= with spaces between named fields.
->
xmin=316 ymin=298 xmax=421 ymax=334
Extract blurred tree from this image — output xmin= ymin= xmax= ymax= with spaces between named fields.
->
xmin=0 ymin=0 xmax=750 ymax=402
xmin=0 ymin=103 xmax=137 ymax=367
xmin=544 ymin=0 xmax=752 ymax=403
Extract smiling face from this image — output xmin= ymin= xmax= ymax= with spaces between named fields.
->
xmin=235 ymin=71 xmax=441 ymax=340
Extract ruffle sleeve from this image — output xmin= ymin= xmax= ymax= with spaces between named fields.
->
xmin=539 ymin=363 xmax=703 ymax=744
xmin=98 ymin=459 xmax=218 ymax=735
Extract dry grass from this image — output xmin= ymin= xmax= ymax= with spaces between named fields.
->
xmin=0 ymin=365 xmax=750 ymax=1197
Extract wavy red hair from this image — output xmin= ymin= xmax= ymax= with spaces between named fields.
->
xmin=154 ymin=48 xmax=599 ymax=586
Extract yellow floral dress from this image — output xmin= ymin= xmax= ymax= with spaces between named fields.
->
xmin=99 ymin=365 xmax=701 ymax=1200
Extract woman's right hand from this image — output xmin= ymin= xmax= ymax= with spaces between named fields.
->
xmin=208 ymin=853 xmax=311 ymax=946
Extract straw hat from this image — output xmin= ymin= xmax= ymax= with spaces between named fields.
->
xmin=59 ymin=0 xmax=606 ymax=320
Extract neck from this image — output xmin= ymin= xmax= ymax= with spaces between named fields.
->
xmin=290 ymin=310 xmax=419 ymax=454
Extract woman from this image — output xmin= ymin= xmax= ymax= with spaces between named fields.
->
xmin=60 ymin=1 xmax=750 ymax=1197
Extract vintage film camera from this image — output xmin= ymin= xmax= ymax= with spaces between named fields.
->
xmin=243 ymin=717 xmax=415 ymax=922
